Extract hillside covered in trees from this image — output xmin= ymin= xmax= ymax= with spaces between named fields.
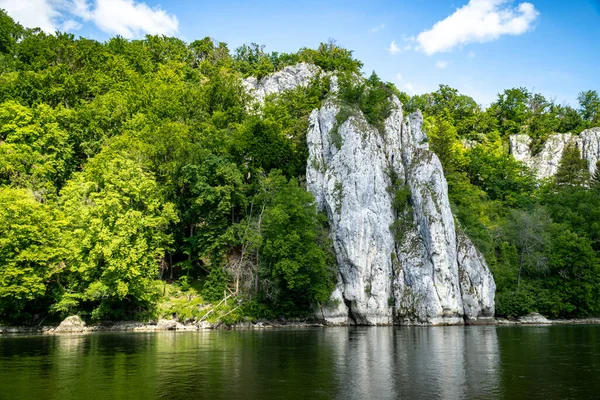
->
xmin=0 ymin=10 xmax=599 ymax=325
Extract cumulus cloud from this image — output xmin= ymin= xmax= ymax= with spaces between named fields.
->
xmin=0 ymin=0 xmax=179 ymax=38
xmin=436 ymin=60 xmax=449 ymax=69
xmin=77 ymin=0 xmax=179 ymax=38
xmin=369 ymin=23 xmax=385 ymax=33
xmin=0 ymin=0 xmax=60 ymax=32
xmin=417 ymin=0 xmax=539 ymax=55
xmin=387 ymin=40 xmax=401 ymax=54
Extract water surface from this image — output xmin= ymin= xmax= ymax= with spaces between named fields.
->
xmin=0 ymin=325 xmax=598 ymax=399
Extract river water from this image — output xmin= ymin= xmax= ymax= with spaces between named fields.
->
xmin=0 ymin=325 xmax=598 ymax=399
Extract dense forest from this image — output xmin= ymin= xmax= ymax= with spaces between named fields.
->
xmin=0 ymin=9 xmax=599 ymax=325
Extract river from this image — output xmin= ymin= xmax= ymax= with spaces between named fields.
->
xmin=0 ymin=325 xmax=599 ymax=399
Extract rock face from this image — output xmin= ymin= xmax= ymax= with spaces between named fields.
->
xmin=519 ymin=312 xmax=551 ymax=324
xmin=242 ymin=62 xmax=320 ymax=105
xmin=510 ymin=128 xmax=600 ymax=179
xmin=54 ymin=315 xmax=86 ymax=332
xmin=243 ymin=64 xmax=496 ymax=325
xmin=306 ymin=100 xmax=495 ymax=325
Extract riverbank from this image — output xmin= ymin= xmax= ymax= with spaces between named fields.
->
xmin=2 ymin=313 xmax=600 ymax=334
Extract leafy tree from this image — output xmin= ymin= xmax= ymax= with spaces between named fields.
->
xmin=466 ymin=143 xmax=536 ymax=206
xmin=298 ymin=40 xmax=363 ymax=73
xmin=425 ymin=111 xmax=460 ymax=172
xmin=492 ymin=87 xmax=530 ymax=136
xmin=0 ymin=188 xmax=67 ymax=322
xmin=0 ymin=8 xmax=22 ymax=56
xmin=503 ymin=207 xmax=551 ymax=288
xmin=0 ymin=101 xmax=73 ymax=194
xmin=59 ymin=152 xmax=177 ymax=319
xmin=258 ymin=171 xmax=335 ymax=314
xmin=578 ymin=90 xmax=600 ymax=125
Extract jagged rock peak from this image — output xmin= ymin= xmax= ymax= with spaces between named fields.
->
xmin=510 ymin=127 xmax=600 ymax=179
xmin=244 ymin=64 xmax=496 ymax=325
xmin=306 ymin=97 xmax=495 ymax=325
xmin=241 ymin=63 xmax=320 ymax=104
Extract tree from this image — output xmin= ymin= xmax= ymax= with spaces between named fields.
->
xmin=0 ymin=101 xmax=73 ymax=194
xmin=466 ymin=143 xmax=536 ymax=206
xmin=578 ymin=90 xmax=600 ymax=125
xmin=493 ymin=87 xmax=530 ymax=136
xmin=426 ymin=111 xmax=459 ymax=173
xmin=0 ymin=188 xmax=68 ymax=322
xmin=555 ymin=142 xmax=590 ymax=186
xmin=258 ymin=170 xmax=335 ymax=314
xmin=504 ymin=207 xmax=551 ymax=288
xmin=59 ymin=152 xmax=178 ymax=319
xmin=0 ymin=8 xmax=22 ymax=55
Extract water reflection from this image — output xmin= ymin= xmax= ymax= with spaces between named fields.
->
xmin=0 ymin=326 xmax=599 ymax=399
xmin=324 ymin=326 xmax=500 ymax=399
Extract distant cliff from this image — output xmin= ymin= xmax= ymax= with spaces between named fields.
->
xmin=510 ymin=128 xmax=600 ymax=179
xmin=245 ymin=64 xmax=495 ymax=325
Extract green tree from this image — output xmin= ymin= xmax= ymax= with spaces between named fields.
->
xmin=0 ymin=188 xmax=67 ymax=322
xmin=578 ymin=90 xmax=600 ymax=125
xmin=504 ymin=207 xmax=551 ymax=288
xmin=492 ymin=87 xmax=530 ymax=136
xmin=555 ymin=142 xmax=590 ymax=186
xmin=258 ymin=171 xmax=335 ymax=314
xmin=59 ymin=152 xmax=178 ymax=319
xmin=426 ymin=111 xmax=459 ymax=173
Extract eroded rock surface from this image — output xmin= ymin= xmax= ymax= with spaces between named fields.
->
xmin=306 ymin=98 xmax=495 ymax=325
xmin=54 ymin=315 xmax=86 ymax=332
xmin=244 ymin=65 xmax=496 ymax=325
xmin=510 ymin=128 xmax=600 ymax=179
xmin=242 ymin=62 xmax=319 ymax=105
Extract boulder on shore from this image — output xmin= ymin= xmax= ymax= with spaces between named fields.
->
xmin=54 ymin=315 xmax=86 ymax=332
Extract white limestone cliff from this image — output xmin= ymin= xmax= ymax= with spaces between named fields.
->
xmin=241 ymin=62 xmax=319 ymax=105
xmin=510 ymin=128 xmax=600 ymax=179
xmin=244 ymin=65 xmax=496 ymax=325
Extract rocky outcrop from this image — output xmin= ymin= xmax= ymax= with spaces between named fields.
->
xmin=306 ymin=98 xmax=495 ymax=325
xmin=54 ymin=315 xmax=86 ymax=333
xmin=518 ymin=312 xmax=551 ymax=324
xmin=510 ymin=128 xmax=600 ymax=179
xmin=243 ymin=64 xmax=496 ymax=325
xmin=242 ymin=62 xmax=319 ymax=105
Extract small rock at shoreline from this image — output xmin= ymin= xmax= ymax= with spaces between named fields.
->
xmin=54 ymin=315 xmax=86 ymax=333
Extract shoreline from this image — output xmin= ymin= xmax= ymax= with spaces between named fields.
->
xmin=2 ymin=314 xmax=600 ymax=335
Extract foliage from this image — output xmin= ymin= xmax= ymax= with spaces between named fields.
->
xmin=0 ymin=8 xmax=599 ymax=323
xmin=336 ymin=71 xmax=395 ymax=133
xmin=257 ymin=171 xmax=336 ymax=315
xmin=58 ymin=152 xmax=178 ymax=319
xmin=0 ymin=188 xmax=67 ymax=321
xmin=555 ymin=143 xmax=590 ymax=186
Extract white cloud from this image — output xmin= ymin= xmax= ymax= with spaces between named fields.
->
xmin=416 ymin=0 xmax=539 ymax=55
xmin=79 ymin=0 xmax=179 ymax=38
xmin=436 ymin=60 xmax=449 ymax=69
xmin=369 ymin=23 xmax=385 ymax=33
xmin=0 ymin=0 xmax=179 ymax=38
xmin=0 ymin=0 xmax=60 ymax=32
xmin=387 ymin=40 xmax=401 ymax=55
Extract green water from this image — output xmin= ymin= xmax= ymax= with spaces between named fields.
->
xmin=0 ymin=325 xmax=598 ymax=399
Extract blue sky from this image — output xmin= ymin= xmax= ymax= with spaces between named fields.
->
xmin=1 ymin=0 xmax=599 ymax=107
